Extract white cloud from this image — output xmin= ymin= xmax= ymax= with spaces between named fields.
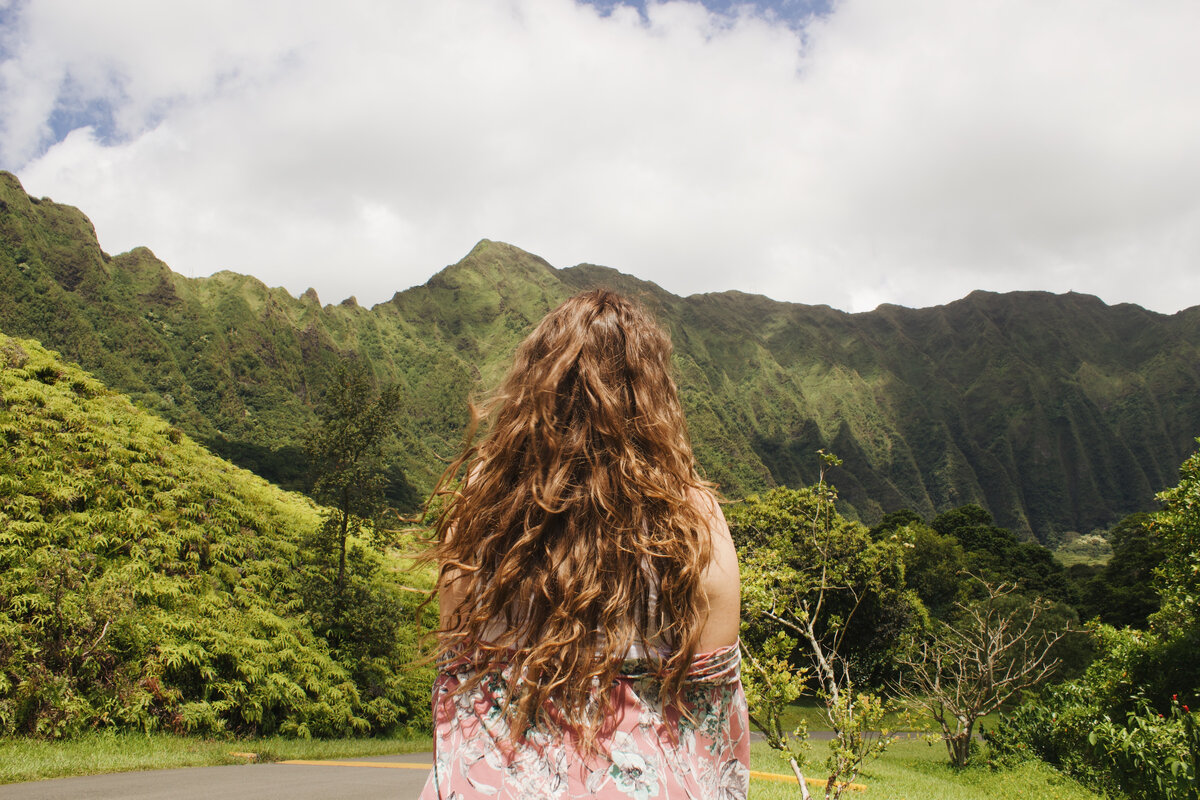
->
xmin=3 ymin=0 xmax=1200 ymax=312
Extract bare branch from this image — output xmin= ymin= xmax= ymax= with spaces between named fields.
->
xmin=894 ymin=577 xmax=1072 ymax=767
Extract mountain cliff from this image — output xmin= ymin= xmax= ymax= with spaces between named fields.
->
xmin=3 ymin=171 xmax=1198 ymax=539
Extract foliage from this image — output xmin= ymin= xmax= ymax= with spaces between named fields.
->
xmin=295 ymin=361 xmax=430 ymax=737
xmin=1152 ymin=441 xmax=1200 ymax=632
xmin=931 ymin=504 xmax=1076 ymax=605
xmin=987 ymin=440 xmax=1200 ymax=797
xmin=1087 ymin=693 xmax=1198 ymax=800
xmin=0 ymin=334 xmax=433 ymax=739
xmin=988 ymin=674 xmax=1198 ymax=800
xmin=894 ymin=522 xmax=970 ymax=619
xmin=304 ymin=360 xmax=403 ymax=590
xmin=1076 ymin=513 xmax=1163 ymax=628
xmin=734 ymin=480 xmax=921 ymax=686
xmin=732 ymin=453 xmax=913 ymax=798
xmin=740 ymin=633 xmax=811 ymax=788
xmin=896 ymin=578 xmax=1070 ymax=767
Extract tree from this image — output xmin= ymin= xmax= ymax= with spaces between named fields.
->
xmin=301 ymin=361 xmax=405 ymax=659
xmin=896 ymin=577 xmax=1069 ymax=767
xmin=932 ymin=505 xmax=1076 ymax=606
xmin=733 ymin=452 xmax=916 ymax=799
xmin=305 ymin=361 xmax=404 ymax=593
xmin=1079 ymin=513 xmax=1163 ymax=628
xmin=1150 ymin=444 xmax=1200 ymax=634
xmin=297 ymin=362 xmax=431 ymax=731
xmin=899 ymin=522 xmax=970 ymax=620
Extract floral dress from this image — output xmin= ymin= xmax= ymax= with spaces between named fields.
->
xmin=418 ymin=643 xmax=750 ymax=800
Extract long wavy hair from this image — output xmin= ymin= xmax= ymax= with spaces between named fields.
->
xmin=428 ymin=288 xmax=714 ymax=750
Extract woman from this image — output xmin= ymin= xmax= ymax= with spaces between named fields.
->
xmin=420 ymin=289 xmax=747 ymax=800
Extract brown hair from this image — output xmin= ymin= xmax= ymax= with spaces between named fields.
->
xmin=428 ymin=288 xmax=713 ymax=750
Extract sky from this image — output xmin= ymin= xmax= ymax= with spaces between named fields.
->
xmin=2 ymin=0 xmax=1199 ymax=314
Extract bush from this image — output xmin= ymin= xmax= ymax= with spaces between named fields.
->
xmin=1088 ymin=694 xmax=1198 ymax=800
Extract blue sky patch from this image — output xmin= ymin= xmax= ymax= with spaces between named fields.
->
xmin=578 ymin=0 xmax=833 ymax=24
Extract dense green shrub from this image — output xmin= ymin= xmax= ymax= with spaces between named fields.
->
xmin=990 ymin=680 xmax=1198 ymax=799
xmin=1088 ymin=694 xmax=1198 ymax=800
xmin=0 ymin=334 xmax=433 ymax=738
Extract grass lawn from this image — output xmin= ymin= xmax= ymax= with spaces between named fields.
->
xmin=748 ymin=738 xmax=1101 ymax=800
xmin=0 ymin=731 xmax=434 ymax=785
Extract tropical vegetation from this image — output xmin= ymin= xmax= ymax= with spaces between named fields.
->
xmin=986 ymin=440 xmax=1200 ymax=800
xmin=0 ymin=333 xmax=434 ymax=740
xmin=2 ymin=171 xmax=1199 ymax=800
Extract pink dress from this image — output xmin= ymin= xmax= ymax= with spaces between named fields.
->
xmin=418 ymin=643 xmax=750 ymax=799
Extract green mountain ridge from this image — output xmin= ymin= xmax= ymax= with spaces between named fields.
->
xmin=3 ymin=171 xmax=1199 ymax=540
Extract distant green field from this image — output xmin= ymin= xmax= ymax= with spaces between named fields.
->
xmin=1053 ymin=533 xmax=1113 ymax=567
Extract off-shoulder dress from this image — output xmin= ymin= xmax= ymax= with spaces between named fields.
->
xmin=418 ymin=642 xmax=750 ymax=800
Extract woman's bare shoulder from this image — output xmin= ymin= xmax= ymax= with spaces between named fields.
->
xmin=686 ymin=485 xmax=727 ymax=527
xmin=687 ymin=485 xmax=741 ymax=650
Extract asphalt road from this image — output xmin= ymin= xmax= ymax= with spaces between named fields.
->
xmin=0 ymin=753 xmax=434 ymax=800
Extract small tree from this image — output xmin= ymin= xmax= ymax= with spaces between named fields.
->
xmin=734 ymin=452 xmax=910 ymax=799
xmin=306 ymin=361 xmax=404 ymax=592
xmin=896 ymin=577 xmax=1069 ymax=767
xmin=740 ymin=632 xmax=812 ymax=794
xmin=301 ymin=361 xmax=407 ymax=668
xmin=1152 ymin=439 xmax=1200 ymax=634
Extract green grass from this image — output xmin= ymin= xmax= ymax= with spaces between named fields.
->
xmin=0 ymin=732 xmax=434 ymax=785
xmin=1053 ymin=534 xmax=1113 ymax=567
xmin=748 ymin=738 xmax=1101 ymax=799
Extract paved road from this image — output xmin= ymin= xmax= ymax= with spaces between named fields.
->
xmin=0 ymin=753 xmax=434 ymax=800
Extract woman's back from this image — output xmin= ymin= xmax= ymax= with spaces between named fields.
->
xmin=421 ymin=290 xmax=748 ymax=799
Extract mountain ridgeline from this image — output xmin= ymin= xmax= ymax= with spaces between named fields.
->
xmin=2 ymin=171 xmax=1199 ymax=540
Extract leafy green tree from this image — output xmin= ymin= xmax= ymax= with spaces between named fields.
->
xmin=1149 ymin=450 xmax=1200 ymax=633
xmin=739 ymin=632 xmax=812 ymax=792
xmin=931 ymin=505 xmax=998 ymax=548
xmin=298 ymin=363 xmax=437 ymax=732
xmin=869 ymin=508 xmax=924 ymax=539
xmin=732 ymin=452 xmax=917 ymax=799
xmin=932 ymin=505 xmax=1076 ymax=606
xmin=899 ymin=523 xmax=970 ymax=620
xmin=1080 ymin=513 xmax=1163 ymax=628
xmin=305 ymin=362 xmax=403 ymax=592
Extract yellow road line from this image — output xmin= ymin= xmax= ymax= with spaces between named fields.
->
xmin=281 ymin=760 xmax=431 ymax=770
xmin=748 ymin=769 xmax=867 ymax=791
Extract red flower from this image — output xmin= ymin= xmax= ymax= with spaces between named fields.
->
xmin=1186 ymin=705 xmax=1191 ymax=713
